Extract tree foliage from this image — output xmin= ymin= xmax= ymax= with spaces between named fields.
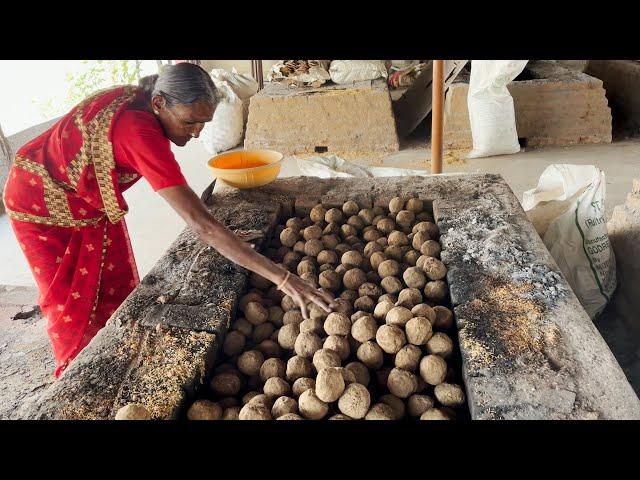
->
xmin=65 ymin=60 xmax=143 ymax=105
xmin=34 ymin=60 xmax=145 ymax=119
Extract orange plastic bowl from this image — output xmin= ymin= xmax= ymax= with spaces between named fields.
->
xmin=207 ymin=150 xmax=284 ymax=189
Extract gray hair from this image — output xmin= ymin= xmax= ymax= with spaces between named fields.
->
xmin=139 ymin=63 xmax=218 ymax=108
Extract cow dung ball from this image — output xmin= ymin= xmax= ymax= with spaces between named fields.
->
xmin=405 ymin=316 xmax=434 ymax=345
xmin=426 ymin=332 xmax=454 ymax=358
xmin=237 ymin=350 xmax=264 ymax=376
xmin=433 ymin=306 xmax=454 ymax=330
xmin=345 ymin=361 xmax=371 ymax=386
xmin=323 ymin=335 xmax=350 ymax=361
xmin=298 ymin=388 xmax=329 ymax=420
xmin=294 ymin=331 xmax=323 ymax=358
xmin=245 ymin=302 xmax=269 ymax=326
xmin=408 ymin=394 xmax=435 ymax=417
xmin=312 ymin=348 xmax=342 ymax=371
xmin=419 ymin=354 xmax=448 ymax=386
xmin=376 ymin=325 xmax=407 ymax=354
xmin=394 ymin=344 xmax=423 ymax=371
xmin=278 ymin=323 xmax=300 ymax=350
xmin=292 ymin=377 xmax=316 ymax=398
xmin=315 ymin=367 xmax=346 ymax=403
xmin=423 ymin=280 xmax=448 ymax=302
xmin=115 ymin=403 xmax=152 ymax=420
xmin=351 ymin=315 xmax=378 ymax=343
xmin=286 ymin=355 xmax=313 ymax=382
xmin=365 ymin=403 xmax=395 ymax=420
xmin=387 ymin=368 xmax=418 ymax=399
xmin=385 ymin=306 xmax=413 ymax=327
xmin=403 ymin=266 xmax=427 ymax=289
xmin=271 ymin=396 xmax=298 ymax=419
xmin=434 ymin=383 xmax=466 ymax=407
xmin=210 ymin=371 xmax=242 ymax=397
xmin=239 ymin=403 xmax=272 ymax=420
xmin=338 ymin=383 xmax=371 ymax=419
xmin=357 ymin=341 xmax=384 ymax=370
xmin=259 ymin=357 xmax=286 ymax=383
xmin=187 ymin=400 xmax=222 ymax=421
xmin=223 ymin=330 xmax=246 ymax=356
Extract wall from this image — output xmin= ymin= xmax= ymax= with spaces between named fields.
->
xmin=586 ymin=60 xmax=640 ymax=135
xmin=0 ymin=117 xmax=61 ymax=211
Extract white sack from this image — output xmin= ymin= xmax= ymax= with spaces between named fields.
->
xmin=522 ymin=164 xmax=616 ymax=318
xmin=467 ymin=60 xmax=528 ymax=159
xmin=329 ymin=60 xmax=388 ymax=84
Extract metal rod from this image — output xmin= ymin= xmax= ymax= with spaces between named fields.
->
xmin=431 ymin=60 xmax=445 ymax=174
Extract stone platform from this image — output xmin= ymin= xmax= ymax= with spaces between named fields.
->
xmin=20 ymin=174 xmax=640 ymax=420
xmin=443 ymin=61 xmax=612 ymax=152
xmin=243 ymin=79 xmax=399 ymax=156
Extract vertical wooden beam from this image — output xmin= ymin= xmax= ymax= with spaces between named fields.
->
xmin=251 ymin=60 xmax=264 ymax=90
xmin=431 ymin=60 xmax=445 ymax=174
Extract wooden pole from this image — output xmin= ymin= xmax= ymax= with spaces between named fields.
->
xmin=431 ymin=60 xmax=445 ymax=174
xmin=251 ymin=60 xmax=264 ymax=90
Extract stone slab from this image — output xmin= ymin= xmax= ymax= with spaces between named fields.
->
xmin=244 ymin=79 xmax=399 ymax=156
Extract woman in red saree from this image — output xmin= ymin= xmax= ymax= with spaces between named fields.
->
xmin=2 ymin=63 xmax=333 ymax=377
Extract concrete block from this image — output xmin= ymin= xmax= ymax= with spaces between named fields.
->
xmin=443 ymin=61 xmax=612 ymax=151
xmin=244 ymin=79 xmax=399 ymax=156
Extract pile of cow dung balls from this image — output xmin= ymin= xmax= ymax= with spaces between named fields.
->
xmin=186 ymin=197 xmax=466 ymax=421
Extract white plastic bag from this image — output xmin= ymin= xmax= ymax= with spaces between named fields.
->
xmin=522 ymin=164 xmax=616 ymax=318
xmin=210 ymin=67 xmax=258 ymax=123
xmin=329 ymin=60 xmax=388 ymax=84
xmin=467 ymin=60 xmax=528 ymax=159
xmin=210 ymin=68 xmax=258 ymax=101
xmin=199 ymin=81 xmax=244 ymax=155
xmin=296 ymin=155 xmax=430 ymax=178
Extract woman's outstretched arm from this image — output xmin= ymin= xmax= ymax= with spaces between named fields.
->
xmin=157 ymin=184 xmax=334 ymax=318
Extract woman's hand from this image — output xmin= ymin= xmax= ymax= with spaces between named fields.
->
xmin=156 ymin=186 xmax=335 ymax=319
xmin=277 ymin=271 xmax=336 ymax=320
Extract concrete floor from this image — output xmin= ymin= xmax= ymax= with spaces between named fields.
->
xmin=0 ymin=285 xmax=55 ymax=418
xmin=1 ymin=138 xmax=639 ymax=286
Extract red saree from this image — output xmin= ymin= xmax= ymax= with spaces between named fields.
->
xmin=3 ymin=86 xmax=187 ymax=377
